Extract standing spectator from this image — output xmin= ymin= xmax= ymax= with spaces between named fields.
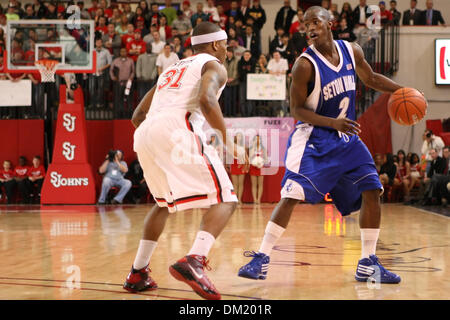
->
xmin=267 ymin=51 xmax=289 ymax=116
xmin=109 ymin=7 xmax=122 ymax=24
xmin=191 ymin=2 xmax=209 ymax=28
xmin=277 ymin=33 xmax=296 ymax=67
xmin=149 ymin=3 xmax=163 ymax=27
xmin=0 ymin=14 xmax=6 ymax=33
xmin=102 ymin=23 xmax=122 ymax=58
xmin=291 ymin=22 xmax=308 ymax=56
xmin=352 ymin=0 xmax=372 ymax=28
xmin=226 ymin=1 xmax=242 ymax=21
xmin=289 ymin=9 xmax=304 ymax=35
xmin=161 ymin=0 xmax=177 ymax=26
xmin=217 ymin=4 xmax=227 ymax=30
xmin=156 ymin=43 xmax=179 ymax=75
xmin=99 ymin=0 xmax=113 ymax=19
xmin=33 ymin=0 xmax=48 ymax=19
xmin=403 ymin=0 xmax=422 ymax=26
xmin=90 ymin=38 xmax=112 ymax=108
xmin=242 ymin=25 xmax=260 ymax=58
xmin=95 ymin=16 xmax=109 ymax=36
xmin=248 ymin=0 xmax=266 ymax=35
xmin=181 ymin=0 xmax=193 ymax=19
xmin=255 ymin=54 xmax=268 ymax=74
xmin=223 ymin=47 xmax=239 ymax=117
xmin=378 ymin=1 xmax=393 ymax=26
xmin=126 ymin=29 xmax=147 ymax=63
xmin=23 ymin=4 xmax=38 ymax=19
xmin=88 ymin=0 xmax=99 ymax=17
xmin=123 ymin=3 xmax=134 ymax=22
xmin=150 ymin=30 xmax=165 ymax=54
xmin=269 ymin=27 xmax=286 ymax=55
xmin=237 ymin=50 xmax=255 ymax=117
xmin=158 ymin=15 xmax=172 ymax=43
xmin=421 ymin=148 xmax=446 ymax=205
xmin=28 ymin=156 xmax=45 ymax=203
xmin=0 ymin=160 xmax=16 ymax=204
xmin=389 ymin=0 xmax=401 ymax=26
xmin=249 ymin=135 xmax=267 ymax=204
xmin=340 ymin=2 xmax=354 ymax=29
xmin=131 ymin=7 xmax=146 ymax=27
xmin=239 ymin=0 xmax=250 ymax=20
xmin=171 ymin=35 xmax=184 ymax=59
xmin=172 ymin=10 xmax=192 ymax=43
xmin=420 ymin=0 xmax=445 ymax=26
xmin=136 ymin=42 xmax=157 ymax=101
xmin=203 ymin=0 xmax=219 ymax=23
xmin=182 ymin=47 xmax=193 ymax=58
xmin=228 ymin=39 xmax=245 ymax=60
xmin=97 ymin=150 xmax=132 ymax=205
xmin=422 ymin=129 xmax=445 ymax=173
xmin=136 ymin=17 xmax=150 ymax=38
xmin=14 ymin=156 xmax=31 ymax=204
xmin=121 ymin=23 xmax=136 ymax=47
xmin=228 ymin=27 xmax=244 ymax=47
xmin=110 ymin=48 xmax=135 ymax=118
xmin=143 ymin=24 xmax=158 ymax=44
xmin=334 ymin=17 xmax=356 ymax=42
xmin=138 ymin=0 xmax=150 ymax=19
xmin=274 ymin=0 xmax=296 ymax=34
xmin=116 ymin=15 xmax=130 ymax=35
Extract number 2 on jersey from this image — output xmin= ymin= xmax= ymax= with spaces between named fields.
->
xmin=337 ymin=97 xmax=350 ymax=141
xmin=158 ymin=67 xmax=187 ymax=90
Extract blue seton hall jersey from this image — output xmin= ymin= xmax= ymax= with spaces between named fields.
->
xmin=281 ymin=40 xmax=382 ymax=216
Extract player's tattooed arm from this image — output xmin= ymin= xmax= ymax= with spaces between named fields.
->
xmin=131 ymin=84 xmax=156 ymax=128
xmin=290 ymin=57 xmax=361 ymax=136
xmin=351 ymin=42 xmax=403 ymax=94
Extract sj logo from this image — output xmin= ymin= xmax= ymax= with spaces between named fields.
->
xmin=62 ymin=142 xmax=76 ymax=161
xmin=63 ymin=113 xmax=76 ymax=132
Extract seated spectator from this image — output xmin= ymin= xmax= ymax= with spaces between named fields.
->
xmin=396 ymin=150 xmax=411 ymax=201
xmin=136 ymin=42 xmax=158 ymax=101
xmin=156 ymin=43 xmax=179 ymax=75
xmin=437 ymin=146 xmax=450 ymax=207
xmin=420 ymin=0 xmax=445 ymax=26
xmin=379 ymin=153 xmax=399 ymax=189
xmin=422 ymin=129 xmax=445 ymax=173
xmin=126 ymin=29 xmax=146 ymax=63
xmin=151 ymin=30 xmax=165 ymax=54
xmin=97 ymin=150 xmax=132 ymax=205
xmin=0 ymin=160 xmax=16 ymax=204
xmin=23 ymin=4 xmax=38 ymax=19
xmin=116 ymin=15 xmax=129 ymax=35
xmin=223 ymin=47 xmax=239 ymax=117
xmin=14 ymin=156 xmax=31 ymax=204
xmin=421 ymin=148 xmax=446 ymax=205
xmin=126 ymin=159 xmax=147 ymax=204
xmin=334 ymin=18 xmax=356 ymax=42
xmin=28 ymin=155 xmax=45 ymax=203
xmin=404 ymin=153 xmax=423 ymax=204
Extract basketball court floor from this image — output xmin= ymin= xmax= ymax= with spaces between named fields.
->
xmin=0 ymin=203 xmax=449 ymax=300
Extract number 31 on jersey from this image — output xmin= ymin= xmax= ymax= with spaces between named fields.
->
xmin=158 ymin=67 xmax=188 ymax=91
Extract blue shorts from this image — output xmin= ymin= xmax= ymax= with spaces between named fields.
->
xmin=280 ymin=124 xmax=382 ymax=216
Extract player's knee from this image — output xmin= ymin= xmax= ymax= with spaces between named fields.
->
xmin=362 ymin=189 xmax=382 ymax=204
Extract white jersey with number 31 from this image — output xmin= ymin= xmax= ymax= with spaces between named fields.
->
xmin=147 ymin=53 xmax=225 ymax=122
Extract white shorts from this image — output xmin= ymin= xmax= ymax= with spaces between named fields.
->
xmin=133 ymin=111 xmax=237 ymax=213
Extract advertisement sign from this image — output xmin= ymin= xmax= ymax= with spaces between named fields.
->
xmin=436 ymin=39 xmax=450 ymax=85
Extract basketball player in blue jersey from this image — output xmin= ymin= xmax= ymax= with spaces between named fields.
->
xmin=238 ymin=6 xmax=405 ymax=284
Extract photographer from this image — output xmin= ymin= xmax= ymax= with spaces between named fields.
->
xmin=421 ymin=129 xmax=445 ymax=174
xmin=97 ymin=150 xmax=132 ymax=205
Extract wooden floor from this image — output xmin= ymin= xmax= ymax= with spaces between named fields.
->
xmin=0 ymin=203 xmax=449 ymax=300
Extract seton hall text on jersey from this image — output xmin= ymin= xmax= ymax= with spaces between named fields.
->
xmin=322 ymin=75 xmax=355 ymax=101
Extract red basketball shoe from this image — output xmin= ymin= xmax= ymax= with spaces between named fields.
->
xmin=123 ymin=265 xmax=158 ymax=293
xmin=169 ymin=255 xmax=221 ymax=300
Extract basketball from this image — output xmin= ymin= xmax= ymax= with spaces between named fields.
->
xmin=387 ymin=88 xmax=428 ymax=126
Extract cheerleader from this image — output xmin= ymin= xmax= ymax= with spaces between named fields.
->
xmin=249 ymin=135 xmax=267 ymax=204
xmin=230 ymin=132 xmax=247 ymax=203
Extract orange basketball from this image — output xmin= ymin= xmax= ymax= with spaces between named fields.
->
xmin=387 ymin=88 xmax=427 ymax=126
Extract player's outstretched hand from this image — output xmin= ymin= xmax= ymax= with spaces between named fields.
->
xmin=331 ymin=118 xmax=361 ymax=136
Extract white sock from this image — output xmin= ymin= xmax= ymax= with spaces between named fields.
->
xmin=360 ymin=228 xmax=380 ymax=259
xmin=187 ymin=231 xmax=216 ymax=257
xmin=133 ymin=239 xmax=158 ymax=270
xmin=258 ymin=221 xmax=286 ymax=256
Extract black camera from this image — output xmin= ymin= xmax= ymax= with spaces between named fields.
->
xmin=426 ymin=132 xmax=432 ymax=138
xmin=108 ymin=149 xmax=117 ymax=161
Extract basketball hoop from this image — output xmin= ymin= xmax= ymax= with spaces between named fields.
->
xmin=35 ymin=59 xmax=60 ymax=82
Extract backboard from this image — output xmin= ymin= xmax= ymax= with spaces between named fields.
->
xmin=4 ymin=19 xmax=96 ymax=74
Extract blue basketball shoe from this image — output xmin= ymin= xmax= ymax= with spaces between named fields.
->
xmin=355 ymin=255 xmax=401 ymax=284
xmin=238 ymin=251 xmax=270 ymax=280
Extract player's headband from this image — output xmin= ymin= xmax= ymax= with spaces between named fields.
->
xmin=191 ymin=30 xmax=228 ymax=46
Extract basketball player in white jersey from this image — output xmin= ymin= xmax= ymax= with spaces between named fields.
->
xmin=123 ymin=22 xmax=248 ymax=300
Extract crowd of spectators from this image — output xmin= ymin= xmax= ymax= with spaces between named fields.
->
xmin=374 ymin=129 xmax=449 ymax=208
xmin=2 ymin=0 xmax=444 ymax=119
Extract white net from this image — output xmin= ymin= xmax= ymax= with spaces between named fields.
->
xmin=35 ymin=60 xmax=60 ymax=82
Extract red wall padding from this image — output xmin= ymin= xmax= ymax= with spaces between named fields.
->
xmin=0 ymin=120 xmax=44 ymax=166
